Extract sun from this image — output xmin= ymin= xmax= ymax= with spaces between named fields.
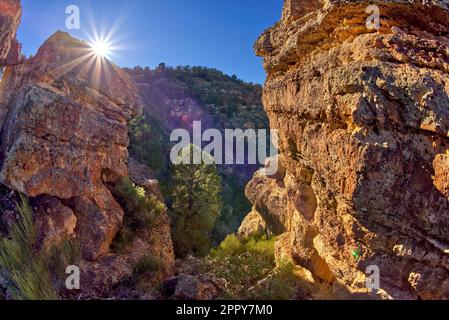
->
xmin=89 ymin=39 xmax=113 ymax=59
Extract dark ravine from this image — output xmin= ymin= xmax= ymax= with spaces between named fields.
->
xmin=125 ymin=65 xmax=269 ymax=243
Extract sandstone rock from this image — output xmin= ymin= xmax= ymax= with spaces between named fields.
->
xmin=0 ymin=0 xmax=21 ymax=67
xmin=246 ymin=0 xmax=449 ymax=299
xmin=78 ymin=255 xmax=133 ymax=298
xmin=237 ymin=207 xmax=267 ymax=239
xmin=127 ymin=157 xmax=164 ymax=202
xmin=126 ymin=158 xmax=175 ymax=279
xmin=244 ymin=168 xmax=288 ymax=235
xmin=0 ymin=31 xmax=143 ymax=261
xmin=33 ymin=195 xmax=77 ymax=253
xmin=163 ymin=274 xmax=220 ymax=300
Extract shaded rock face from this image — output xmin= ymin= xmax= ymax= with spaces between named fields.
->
xmin=71 ymin=158 xmax=175 ymax=299
xmin=126 ymin=158 xmax=176 ymax=280
xmin=33 ymin=195 xmax=77 ymax=253
xmin=0 ymin=0 xmax=21 ymax=67
xmin=247 ymin=0 xmax=449 ymax=299
xmin=0 ymin=31 xmax=143 ymax=261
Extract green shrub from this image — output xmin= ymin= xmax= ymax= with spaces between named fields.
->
xmin=200 ymin=235 xmax=276 ymax=299
xmin=133 ymin=256 xmax=161 ymax=276
xmin=200 ymin=235 xmax=334 ymax=300
xmin=113 ymin=177 xmax=166 ymax=230
xmin=0 ymin=194 xmax=58 ymax=300
xmin=110 ymin=225 xmax=134 ymax=254
xmin=48 ymin=237 xmax=81 ymax=294
xmin=245 ymin=261 xmax=298 ymax=300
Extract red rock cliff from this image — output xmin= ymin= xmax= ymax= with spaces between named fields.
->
xmin=242 ymin=0 xmax=449 ymax=299
xmin=0 ymin=29 xmax=175 ymax=297
xmin=0 ymin=0 xmax=21 ymax=66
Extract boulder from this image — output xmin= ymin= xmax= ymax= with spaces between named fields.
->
xmin=33 ymin=195 xmax=77 ymax=253
xmin=237 ymin=208 xmax=267 ymax=239
xmin=163 ymin=274 xmax=219 ymax=300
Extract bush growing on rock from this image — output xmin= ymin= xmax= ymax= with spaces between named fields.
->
xmin=197 ymin=234 xmax=331 ymax=300
xmin=133 ymin=256 xmax=162 ymax=276
xmin=200 ymin=234 xmax=298 ymax=299
xmin=111 ymin=177 xmax=166 ymax=254
xmin=113 ymin=177 xmax=166 ymax=231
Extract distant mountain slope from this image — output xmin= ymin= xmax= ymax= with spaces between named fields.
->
xmin=124 ymin=64 xmax=270 ymax=242
xmin=125 ymin=64 xmax=267 ymax=133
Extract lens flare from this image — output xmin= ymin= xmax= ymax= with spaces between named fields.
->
xmin=89 ymin=38 xmax=113 ymax=59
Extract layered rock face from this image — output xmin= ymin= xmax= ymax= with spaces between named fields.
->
xmin=0 ymin=0 xmax=176 ymax=297
xmin=0 ymin=31 xmax=143 ymax=261
xmin=245 ymin=0 xmax=449 ymax=299
xmin=0 ymin=0 xmax=21 ymax=67
xmin=0 ymin=28 xmax=175 ymax=296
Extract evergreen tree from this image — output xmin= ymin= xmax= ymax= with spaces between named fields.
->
xmin=170 ymin=145 xmax=222 ymax=257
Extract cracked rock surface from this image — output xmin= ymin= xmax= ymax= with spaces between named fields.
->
xmin=241 ymin=0 xmax=449 ymax=299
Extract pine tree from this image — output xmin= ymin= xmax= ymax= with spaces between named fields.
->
xmin=170 ymin=145 xmax=222 ymax=257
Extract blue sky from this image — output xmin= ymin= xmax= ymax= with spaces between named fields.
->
xmin=18 ymin=0 xmax=282 ymax=84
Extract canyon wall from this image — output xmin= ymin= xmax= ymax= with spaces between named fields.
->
xmin=0 ymin=0 xmax=20 ymax=67
xmin=243 ymin=0 xmax=449 ymax=299
xmin=0 ymin=3 xmax=175 ymax=297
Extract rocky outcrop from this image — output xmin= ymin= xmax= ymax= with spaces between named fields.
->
xmin=162 ymin=274 xmax=220 ymax=300
xmin=0 ymin=0 xmax=21 ymax=67
xmin=127 ymin=157 xmax=164 ymax=202
xmin=244 ymin=0 xmax=449 ymax=299
xmin=0 ymin=31 xmax=143 ymax=261
xmin=0 ymin=0 xmax=176 ymax=297
xmin=77 ymin=159 xmax=175 ymax=298
xmin=237 ymin=208 xmax=267 ymax=239
xmin=126 ymin=158 xmax=175 ymax=280
xmin=33 ymin=195 xmax=77 ymax=253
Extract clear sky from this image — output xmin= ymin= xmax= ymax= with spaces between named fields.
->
xmin=18 ymin=0 xmax=282 ymax=84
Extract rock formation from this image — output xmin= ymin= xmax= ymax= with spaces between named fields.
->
xmin=242 ymin=0 xmax=449 ymax=299
xmin=0 ymin=15 xmax=175 ymax=297
xmin=0 ymin=31 xmax=144 ymax=261
xmin=0 ymin=0 xmax=21 ymax=67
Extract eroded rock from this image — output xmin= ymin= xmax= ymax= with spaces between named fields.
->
xmin=0 ymin=31 xmax=143 ymax=260
xmin=243 ymin=0 xmax=449 ymax=299
xmin=33 ymin=195 xmax=77 ymax=253
xmin=0 ymin=0 xmax=21 ymax=67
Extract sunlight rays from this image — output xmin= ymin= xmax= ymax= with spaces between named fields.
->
xmin=50 ymin=5 xmax=130 ymax=90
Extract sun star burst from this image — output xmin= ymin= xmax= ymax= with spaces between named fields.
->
xmin=89 ymin=38 xmax=113 ymax=59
